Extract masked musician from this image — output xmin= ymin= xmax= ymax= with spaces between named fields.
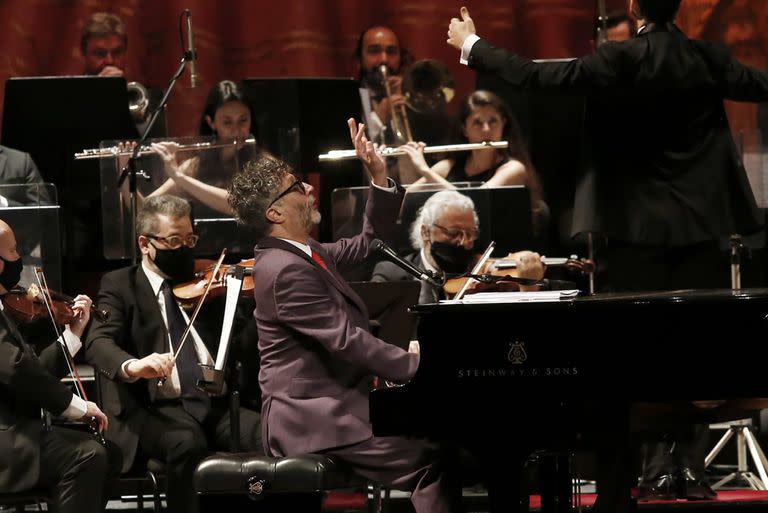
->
xmin=371 ymin=190 xmax=544 ymax=303
xmin=0 ymin=219 xmax=119 ymax=513
xmin=84 ymin=195 xmax=262 ymax=513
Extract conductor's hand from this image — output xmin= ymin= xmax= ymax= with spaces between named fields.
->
xmin=348 ymin=118 xmax=388 ymax=187
xmin=125 ymin=352 xmax=175 ymax=380
xmin=66 ymin=294 xmax=93 ymax=338
xmin=447 ymin=7 xmax=476 ymax=50
xmin=81 ymin=401 xmax=109 ymax=432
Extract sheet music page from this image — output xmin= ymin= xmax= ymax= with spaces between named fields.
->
xmin=441 ymin=290 xmax=580 ymax=304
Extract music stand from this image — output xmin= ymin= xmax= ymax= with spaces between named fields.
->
xmin=1 ymin=76 xmax=136 ymax=287
xmin=242 ymin=78 xmax=365 ymax=241
xmin=348 ymin=281 xmax=421 ymax=350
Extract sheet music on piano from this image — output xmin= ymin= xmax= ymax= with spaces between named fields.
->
xmin=441 ymin=289 xmax=580 ymax=304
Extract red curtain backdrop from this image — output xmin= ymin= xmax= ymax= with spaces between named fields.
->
xmin=0 ymin=0 xmax=764 ymax=137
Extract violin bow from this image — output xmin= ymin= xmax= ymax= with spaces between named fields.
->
xmin=33 ymin=268 xmax=105 ymax=445
xmin=454 ymin=241 xmax=495 ymax=300
xmin=158 ymin=247 xmax=227 ymax=387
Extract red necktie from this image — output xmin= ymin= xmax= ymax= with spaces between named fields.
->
xmin=311 ymin=250 xmax=329 ymax=271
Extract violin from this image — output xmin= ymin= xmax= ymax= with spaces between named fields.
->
xmin=172 ymin=258 xmax=254 ymax=308
xmin=442 ymin=253 xmax=595 ymax=297
xmin=2 ymin=284 xmax=110 ymax=325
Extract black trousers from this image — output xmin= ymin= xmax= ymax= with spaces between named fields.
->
xmin=38 ymin=426 xmax=121 ymax=513
xmin=603 ymin=240 xmax=721 ymax=485
xmin=137 ymin=399 xmax=262 ymax=513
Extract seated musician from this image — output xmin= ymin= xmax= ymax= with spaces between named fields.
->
xmin=226 ymin=120 xmax=463 ymax=513
xmin=0 ymin=145 xmax=52 ymax=207
xmin=149 ymin=80 xmax=265 ymax=217
xmin=84 ymin=194 xmax=262 ymax=513
xmin=0 ymin=219 xmax=120 ymax=512
xmin=371 ymin=189 xmax=545 ymax=302
xmin=399 ymin=90 xmax=547 ymax=234
xmin=80 ymin=12 xmax=127 ymax=78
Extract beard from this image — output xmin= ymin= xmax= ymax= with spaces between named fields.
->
xmin=299 ymin=201 xmax=321 ymax=232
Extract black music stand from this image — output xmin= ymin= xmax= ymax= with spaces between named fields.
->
xmin=397 ymin=186 xmax=535 ymax=257
xmin=1 ymin=76 xmax=136 ymax=288
xmin=348 ymin=281 xmax=421 ymax=350
xmin=241 ymin=78 xmax=365 ymax=242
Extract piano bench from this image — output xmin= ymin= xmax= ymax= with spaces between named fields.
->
xmin=194 ymin=452 xmax=383 ymax=513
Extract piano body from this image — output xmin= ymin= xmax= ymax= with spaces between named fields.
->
xmin=370 ymin=289 xmax=768 ymax=512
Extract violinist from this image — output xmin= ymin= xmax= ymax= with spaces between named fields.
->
xmin=0 ymin=219 xmax=119 ymax=513
xmin=370 ymin=189 xmax=545 ymax=302
xmin=84 ymin=194 xmax=262 ymax=513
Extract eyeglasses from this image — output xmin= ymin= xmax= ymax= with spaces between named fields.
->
xmin=268 ymin=177 xmax=306 ymax=208
xmin=144 ymin=234 xmax=199 ymax=249
xmin=432 ymin=223 xmax=478 ymax=243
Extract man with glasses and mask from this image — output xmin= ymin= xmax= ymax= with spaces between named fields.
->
xmin=226 ymin=120 xmax=464 ymax=513
xmin=372 ymin=190 xmax=544 ymax=303
xmin=84 ymin=194 xmax=262 ymax=513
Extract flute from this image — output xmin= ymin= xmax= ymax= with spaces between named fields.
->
xmin=74 ymin=138 xmax=257 ymax=160
xmin=318 ymin=141 xmax=508 ymax=162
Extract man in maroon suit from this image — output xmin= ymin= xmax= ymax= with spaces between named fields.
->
xmin=227 ymin=119 xmax=462 ymax=513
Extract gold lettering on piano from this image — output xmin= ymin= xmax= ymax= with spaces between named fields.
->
xmin=457 ymin=367 xmax=579 ymax=378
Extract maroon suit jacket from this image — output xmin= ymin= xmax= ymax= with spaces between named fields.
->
xmin=253 ymin=182 xmax=417 ymax=457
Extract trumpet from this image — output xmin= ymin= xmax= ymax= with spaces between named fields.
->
xmin=127 ymin=81 xmax=150 ymax=124
xmin=380 ymin=64 xmax=413 ymax=145
xmin=74 ymin=137 xmax=257 ymax=160
xmin=318 ymin=141 xmax=508 ymax=162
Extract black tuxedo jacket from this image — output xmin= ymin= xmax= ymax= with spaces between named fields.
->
xmin=0 ymin=309 xmax=72 ymax=492
xmin=0 ymin=145 xmax=51 ymax=206
xmin=85 ymin=265 xmax=243 ymax=472
xmin=469 ymin=23 xmax=768 ymax=245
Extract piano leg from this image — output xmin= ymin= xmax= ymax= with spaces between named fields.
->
xmin=539 ymin=453 xmax=573 ymax=513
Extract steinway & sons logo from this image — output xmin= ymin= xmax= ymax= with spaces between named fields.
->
xmin=455 ymin=340 xmax=579 ymax=378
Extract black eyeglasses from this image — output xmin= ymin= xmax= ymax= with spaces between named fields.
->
xmin=268 ymin=177 xmax=306 ymax=208
xmin=432 ymin=223 xmax=478 ymax=243
xmin=144 ymin=234 xmax=199 ymax=249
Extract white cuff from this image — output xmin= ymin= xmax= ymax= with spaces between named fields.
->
xmin=371 ymin=177 xmax=397 ymax=191
xmin=60 ymin=327 xmax=82 ymax=356
xmin=61 ymin=393 xmax=88 ymax=420
xmin=460 ymin=34 xmax=481 ymax=65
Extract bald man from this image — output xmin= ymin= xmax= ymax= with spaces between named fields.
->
xmin=0 ymin=219 xmax=118 ymax=512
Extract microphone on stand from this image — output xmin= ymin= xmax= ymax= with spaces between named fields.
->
xmin=371 ymin=239 xmax=444 ymax=287
xmin=185 ymin=10 xmax=198 ymax=88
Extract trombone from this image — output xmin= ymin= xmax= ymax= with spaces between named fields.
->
xmin=74 ymin=137 xmax=257 ymax=160
xmin=318 ymin=141 xmax=508 ymax=162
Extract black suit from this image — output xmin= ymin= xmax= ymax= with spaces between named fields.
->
xmin=0 ymin=145 xmax=52 ymax=206
xmin=469 ymin=23 xmax=768 ymax=290
xmin=0 ymin=308 xmax=117 ymax=512
xmin=371 ymin=251 xmax=442 ymax=304
xmin=85 ymin=265 xmax=261 ymax=513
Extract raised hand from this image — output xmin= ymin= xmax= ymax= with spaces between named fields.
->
xmin=447 ymin=6 xmax=476 ymax=50
xmin=348 ymin=118 xmax=388 ymax=186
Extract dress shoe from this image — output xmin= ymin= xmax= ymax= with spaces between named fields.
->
xmin=637 ymin=474 xmax=677 ymax=501
xmin=677 ymin=468 xmax=717 ymax=500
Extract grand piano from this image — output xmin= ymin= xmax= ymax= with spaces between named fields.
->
xmin=370 ymin=289 xmax=768 ymax=512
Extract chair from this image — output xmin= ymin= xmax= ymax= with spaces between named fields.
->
xmin=0 ymin=489 xmax=49 ymax=513
xmin=111 ymin=457 xmax=166 ymax=513
xmin=194 ymin=452 xmax=384 ymax=513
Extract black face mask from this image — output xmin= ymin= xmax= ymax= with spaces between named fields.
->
xmin=429 ymin=241 xmax=473 ymax=275
xmin=0 ymin=255 xmax=23 ymax=290
xmin=150 ymin=244 xmax=195 ymax=284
